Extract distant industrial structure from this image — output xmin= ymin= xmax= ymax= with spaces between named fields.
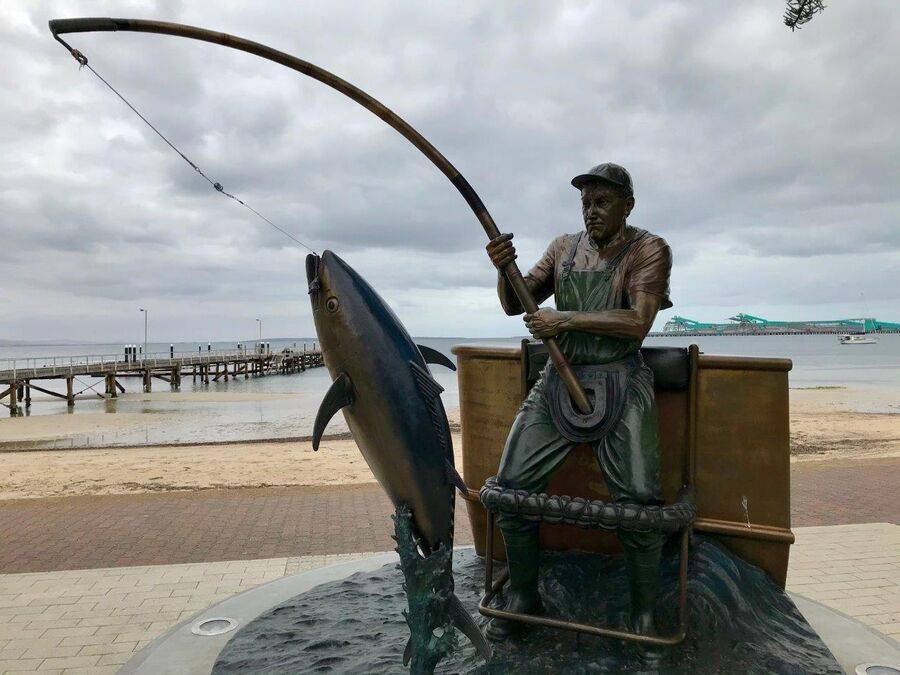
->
xmin=654 ymin=313 xmax=900 ymax=336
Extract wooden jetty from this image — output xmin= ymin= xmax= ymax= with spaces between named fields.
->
xmin=0 ymin=347 xmax=324 ymax=416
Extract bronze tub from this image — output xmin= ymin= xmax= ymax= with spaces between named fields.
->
xmin=452 ymin=341 xmax=794 ymax=587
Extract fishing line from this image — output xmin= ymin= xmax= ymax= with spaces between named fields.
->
xmin=67 ymin=53 xmax=317 ymax=254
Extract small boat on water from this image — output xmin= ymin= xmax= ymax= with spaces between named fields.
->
xmin=839 ymin=334 xmax=878 ymax=345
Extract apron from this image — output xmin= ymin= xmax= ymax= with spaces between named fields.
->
xmin=545 ymin=231 xmax=647 ymax=443
xmin=496 ymin=228 xmax=663 ymax=554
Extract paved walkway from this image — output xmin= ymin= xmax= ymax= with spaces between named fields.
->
xmin=786 ymin=523 xmax=899 ymax=639
xmin=0 ymin=524 xmax=895 ymax=674
xmin=791 ymin=456 xmax=900 ymax=526
xmin=0 ymin=552 xmax=376 ymax=674
xmin=0 ymin=456 xmax=896 ymax=673
xmin=0 ymin=457 xmax=896 ymax=574
xmin=0 ymin=484 xmax=429 ymax=574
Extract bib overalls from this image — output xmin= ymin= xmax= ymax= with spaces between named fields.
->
xmin=496 ymin=231 xmax=665 ymax=620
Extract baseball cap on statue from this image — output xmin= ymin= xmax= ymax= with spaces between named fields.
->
xmin=571 ymin=163 xmax=633 ymax=196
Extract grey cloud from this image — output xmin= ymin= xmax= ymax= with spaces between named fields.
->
xmin=1 ymin=1 xmax=898 ymax=342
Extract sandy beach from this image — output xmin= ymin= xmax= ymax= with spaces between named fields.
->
xmin=0 ymin=385 xmax=896 ymax=500
xmin=0 ymin=435 xmax=466 ymax=500
xmin=789 ymin=386 xmax=900 ymax=460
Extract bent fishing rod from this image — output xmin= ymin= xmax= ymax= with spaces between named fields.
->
xmin=49 ymin=17 xmax=591 ymax=414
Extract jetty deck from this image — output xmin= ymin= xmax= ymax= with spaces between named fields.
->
xmin=0 ymin=347 xmax=324 ymax=416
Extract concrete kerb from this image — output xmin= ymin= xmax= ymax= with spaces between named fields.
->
xmin=790 ymin=593 xmax=900 ymax=674
xmin=120 ymin=551 xmax=397 ymax=675
xmin=121 ymin=546 xmax=900 ymax=675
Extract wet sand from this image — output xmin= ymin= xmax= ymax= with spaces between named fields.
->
xmin=0 ymin=388 xmax=896 ymax=499
xmin=789 ymin=387 xmax=900 ymax=461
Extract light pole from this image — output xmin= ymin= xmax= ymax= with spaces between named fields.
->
xmin=256 ymin=318 xmax=262 ymax=353
xmin=139 ymin=308 xmax=148 ymax=360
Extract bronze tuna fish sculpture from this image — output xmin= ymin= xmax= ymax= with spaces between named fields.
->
xmin=306 ymin=251 xmax=490 ymax=670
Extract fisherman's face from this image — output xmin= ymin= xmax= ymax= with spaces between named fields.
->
xmin=581 ymin=183 xmax=634 ymax=245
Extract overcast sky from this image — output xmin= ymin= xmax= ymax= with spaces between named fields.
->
xmin=1 ymin=1 xmax=898 ymax=342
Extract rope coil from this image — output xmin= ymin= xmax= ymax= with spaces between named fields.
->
xmin=479 ymin=476 xmax=696 ymax=533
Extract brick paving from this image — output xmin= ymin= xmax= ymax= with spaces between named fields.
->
xmin=0 ymin=525 xmax=895 ymax=674
xmin=791 ymin=456 xmax=900 ymax=526
xmin=0 ymin=552 xmax=378 ymax=674
xmin=0 ymin=484 xmax=473 ymax=574
xmin=0 ymin=456 xmax=897 ymax=673
xmin=786 ymin=523 xmax=900 ymax=640
xmin=0 ymin=457 xmax=896 ymax=574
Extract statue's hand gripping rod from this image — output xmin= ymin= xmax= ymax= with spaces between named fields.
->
xmin=49 ymin=17 xmax=592 ymax=414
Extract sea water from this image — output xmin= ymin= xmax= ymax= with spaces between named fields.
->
xmin=1 ymin=334 xmax=897 ymax=449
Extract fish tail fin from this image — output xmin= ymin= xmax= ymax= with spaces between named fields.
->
xmin=449 ymin=592 xmax=492 ymax=662
xmin=401 ymin=594 xmax=491 ymax=666
xmin=402 ymin=637 xmax=412 ymax=666
xmin=444 ymin=458 xmax=468 ymax=496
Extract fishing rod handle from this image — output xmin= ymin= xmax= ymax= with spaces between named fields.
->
xmin=501 ymin=263 xmax=592 ymax=414
xmin=457 ymin=180 xmax=591 ymax=414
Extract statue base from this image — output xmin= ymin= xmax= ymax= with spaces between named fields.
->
xmin=210 ymin=536 xmax=843 ymax=673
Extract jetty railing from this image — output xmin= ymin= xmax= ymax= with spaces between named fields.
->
xmin=0 ymin=349 xmax=251 ymax=380
xmin=0 ymin=346 xmax=319 ymax=381
xmin=0 ymin=345 xmax=324 ymax=415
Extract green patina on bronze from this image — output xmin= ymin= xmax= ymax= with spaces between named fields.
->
xmin=392 ymin=505 xmax=457 ymax=674
xmin=486 ymin=168 xmax=673 ymax=642
xmin=213 ymin=541 xmax=842 ymax=673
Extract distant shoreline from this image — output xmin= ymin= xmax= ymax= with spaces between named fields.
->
xmin=647 ymin=330 xmax=900 ymax=337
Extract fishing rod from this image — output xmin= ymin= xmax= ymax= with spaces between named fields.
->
xmin=49 ymin=17 xmax=591 ymax=413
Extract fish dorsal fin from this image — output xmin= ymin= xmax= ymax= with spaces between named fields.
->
xmin=416 ymin=344 xmax=456 ymax=371
xmin=410 ymin=361 xmax=444 ymax=400
xmin=312 ymin=373 xmax=354 ymax=451
xmin=450 ymin=593 xmax=492 ymax=662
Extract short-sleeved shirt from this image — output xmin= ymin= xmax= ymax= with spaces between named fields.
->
xmin=525 ymin=226 xmax=673 ymax=311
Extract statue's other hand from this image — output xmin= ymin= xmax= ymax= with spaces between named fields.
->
xmin=486 ymin=233 xmax=516 ymax=271
xmin=524 ymin=308 xmax=569 ymax=339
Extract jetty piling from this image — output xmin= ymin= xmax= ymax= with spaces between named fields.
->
xmin=0 ymin=346 xmax=323 ymax=415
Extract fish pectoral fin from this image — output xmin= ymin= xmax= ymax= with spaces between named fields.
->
xmin=312 ymin=373 xmax=354 ymax=451
xmin=445 ymin=459 xmax=468 ymax=496
xmin=416 ymin=344 xmax=456 ymax=371
xmin=450 ymin=593 xmax=492 ymax=662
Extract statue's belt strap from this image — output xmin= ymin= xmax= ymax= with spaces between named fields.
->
xmin=479 ymin=476 xmax=695 ymax=533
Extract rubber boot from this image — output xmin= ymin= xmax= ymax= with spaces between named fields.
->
xmin=623 ymin=541 xmax=665 ymax=668
xmin=485 ymin=535 xmax=542 ymax=641
xmin=623 ymin=544 xmax=662 ymax=636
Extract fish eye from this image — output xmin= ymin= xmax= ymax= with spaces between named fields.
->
xmin=325 ymin=296 xmax=340 ymax=313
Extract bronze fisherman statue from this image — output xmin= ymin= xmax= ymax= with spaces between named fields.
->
xmin=485 ymin=163 xmax=673 ymax=640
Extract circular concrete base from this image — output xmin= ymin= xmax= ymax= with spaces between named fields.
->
xmin=789 ymin=594 xmax=900 ymax=674
xmin=122 ymin=550 xmax=899 ymax=675
xmin=120 ymin=553 xmax=397 ymax=675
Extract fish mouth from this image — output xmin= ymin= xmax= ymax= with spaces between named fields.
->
xmin=305 ymin=253 xmax=321 ymax=294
